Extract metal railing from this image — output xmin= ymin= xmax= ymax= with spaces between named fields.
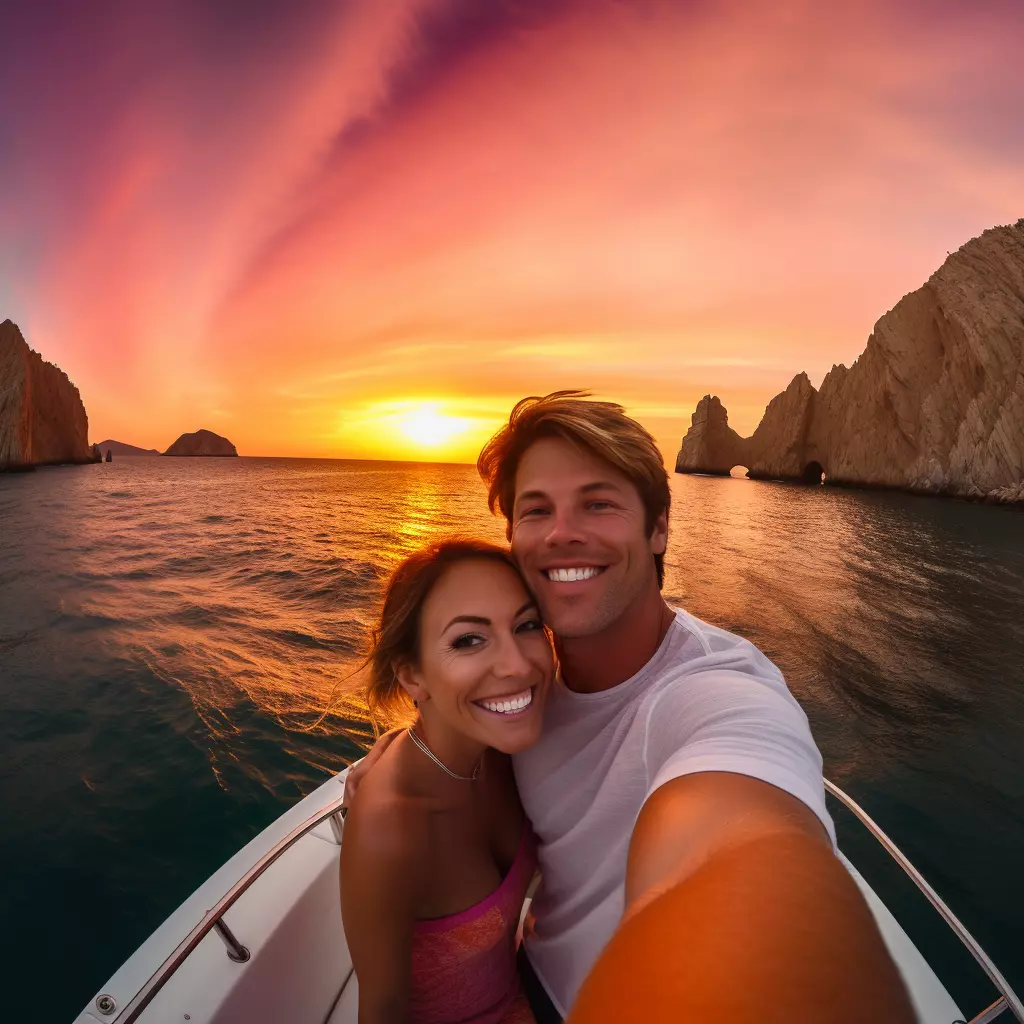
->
xmin=824 ymin=778 xmax=1023 ymax=1023
xmin=93 ymin=792 xmax=348 ymax=1023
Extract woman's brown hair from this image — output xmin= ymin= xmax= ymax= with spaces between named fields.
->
xmin=363 ymin=536 xmax=526 ymax=732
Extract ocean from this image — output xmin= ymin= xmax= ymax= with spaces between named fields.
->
xmin=1 ymin=456 xmax=1021 ymax=1021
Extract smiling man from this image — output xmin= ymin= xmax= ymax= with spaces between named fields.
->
xmin=474 ymin=391 xmax=912 ymax=1023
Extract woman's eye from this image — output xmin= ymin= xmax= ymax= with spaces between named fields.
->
xmin=451 ymin=633 xmax=485 ymax=650
xmin=516 ymin=618 xmax=544 ymax=634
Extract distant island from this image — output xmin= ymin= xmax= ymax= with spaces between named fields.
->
xmin=95 ymin=439 xmax=161 ymax=457
xmin=163 ymin=428 xmax=238 ymax=457
xmin=676 ymin=219 xmax=1024 ymax=504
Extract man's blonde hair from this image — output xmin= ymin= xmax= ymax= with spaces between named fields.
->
xmin=477 ymin=391 xmax=671 ymax=587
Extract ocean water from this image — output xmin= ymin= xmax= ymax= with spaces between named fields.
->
xmin=1 ymin=456 xmax=1021 ymax=1021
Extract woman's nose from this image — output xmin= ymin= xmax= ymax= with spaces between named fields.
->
xmin=493 ymin=633 xmax=535 ymax=680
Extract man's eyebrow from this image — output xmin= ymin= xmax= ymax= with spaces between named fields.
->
xmin=442 ymin=601 xmax=535 ymax=633
xmin=514 ymin=481 xmax=623 ymax=507
xmin=514 ymin=489 xmax=549 ymax=505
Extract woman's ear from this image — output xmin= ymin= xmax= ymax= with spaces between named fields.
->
xmin=395 ymin=661 xmax=430 ymax=705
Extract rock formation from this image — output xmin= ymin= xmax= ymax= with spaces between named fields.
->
xmin=163 ymin=428 xmax=238 ymax=457
xmin=674 ymin=396 xmax=747 ymax=475
xmin=95 ymin=439 xmax=161 ymax=457
xmin=0 ymin=319 xmax=98 ymax=471
xmin=676 ymin=220 xmax=1024 ymax=503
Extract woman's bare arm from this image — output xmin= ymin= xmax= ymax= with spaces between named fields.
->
xmin=340 ymin=790 xmax=428 ymax=1024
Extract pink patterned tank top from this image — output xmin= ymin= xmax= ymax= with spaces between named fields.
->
xmin=409 ymin=826 xmax=537 ymax=1024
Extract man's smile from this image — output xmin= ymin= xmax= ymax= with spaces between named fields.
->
xmin=544 ymin=566 xmax=607 ymax=582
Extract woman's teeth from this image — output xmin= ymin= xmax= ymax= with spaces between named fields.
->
xmin=478 ymin=689 xmax=533 ymax=715
xmin=546 ymin=566 xmax=601 ymax=582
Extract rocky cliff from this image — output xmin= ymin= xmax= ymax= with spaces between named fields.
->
xmin=163 ymin=428 xmax=238 ymax=457
xmin=0 ymin=319 xmax=97 ymax=470
xmin=676 ymin=220 xmax=1024 ymax=502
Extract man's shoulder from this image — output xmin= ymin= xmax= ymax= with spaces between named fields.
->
xmin=657 ymin=608 xmax=784 ymax=686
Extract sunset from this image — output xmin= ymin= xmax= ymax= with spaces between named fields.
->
xmin=3 ymin=3 xmax=1023 ymax=1021
xmin=3 ymin=0 xmax=1023 ymax=461
xmin=354 ymin=399 xmax=476 ymax=460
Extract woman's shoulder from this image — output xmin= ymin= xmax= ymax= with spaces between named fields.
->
xmin=344 ymin=739 xmax=432 ymax=868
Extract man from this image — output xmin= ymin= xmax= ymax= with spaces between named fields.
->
xmin=350 ymin=391 xmax=912 ymax=1022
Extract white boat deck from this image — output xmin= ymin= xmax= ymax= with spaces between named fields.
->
xmin=73 ymin=771 xmax=1017 ymax=1024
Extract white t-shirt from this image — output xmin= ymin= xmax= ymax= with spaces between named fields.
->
xmin=513 ymin=608 xmax=835 ymax=1016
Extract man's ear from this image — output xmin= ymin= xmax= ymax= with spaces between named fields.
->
xmin=396 ymin=661 xmax=430 ymax=704
xmin=650 ymin=510 xmax=668 ymax=555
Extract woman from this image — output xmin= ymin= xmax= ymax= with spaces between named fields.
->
xmin=340 ymin=537 xmax=553 ymax=1024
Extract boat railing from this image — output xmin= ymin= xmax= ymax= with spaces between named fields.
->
xmin=824 ymin=779 xmax=1023 ymax=1024
xmin=93 ymin=792 xmax=350 ymax=1023
xmin=93 ymin=778 xmax=1023 ymax=1024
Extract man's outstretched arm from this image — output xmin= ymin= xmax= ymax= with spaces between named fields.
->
xmin=569 ymin=771 xmax=914 ymax=1023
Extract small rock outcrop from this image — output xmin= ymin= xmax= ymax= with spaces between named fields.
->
xmin=676 ymin=220 xmax=1024 ymax=503
xmin=163 ymin=428 xmax=238 ymax=457
xmin=675 ymin=396 xmax=746 ymax=474
xmin=0 ymin=319 xmax=97 ymax=470
xmin=95 ymin=439 xmax=161 ymax=457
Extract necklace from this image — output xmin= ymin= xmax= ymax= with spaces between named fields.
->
xmin=407 ymin=726 xmax=481 ymax=781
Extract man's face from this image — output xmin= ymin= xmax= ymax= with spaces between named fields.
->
xmin=508 ymin=436 xmax=667 ymax=639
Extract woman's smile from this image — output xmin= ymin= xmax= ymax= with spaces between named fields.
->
xmin=473 ymin=686 xmax=535 ymax=716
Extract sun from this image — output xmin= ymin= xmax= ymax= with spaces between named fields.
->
xmin=397 ymin=405 xmax=469 ymax=447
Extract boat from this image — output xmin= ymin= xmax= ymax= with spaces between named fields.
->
xmin=73 ymin=770 xmax=1023 ymax=1024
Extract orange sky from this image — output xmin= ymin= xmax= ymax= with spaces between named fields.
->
xmin=2 ymin=0 xmax=1022 ymax=464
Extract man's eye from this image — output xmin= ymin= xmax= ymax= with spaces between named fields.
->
xmin=451 ymin=633 xmax=485 ymax=650
xmin=519 ymin=507 xmax=548 ymax=518
xmin=587 ymin=500 xmax=613 ymax=510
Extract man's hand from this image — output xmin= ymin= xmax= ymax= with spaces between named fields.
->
xmin=342 ymin=727 xmax=403 ymax=808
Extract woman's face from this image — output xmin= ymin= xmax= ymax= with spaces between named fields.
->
xmin=407 ymin=558 xmax=553 ymax=754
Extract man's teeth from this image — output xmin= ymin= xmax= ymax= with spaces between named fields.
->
xmin=479 ymin=689 xmax=533 ymax=714
xmin=546 ymin=566 xmax=601 ymax=582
